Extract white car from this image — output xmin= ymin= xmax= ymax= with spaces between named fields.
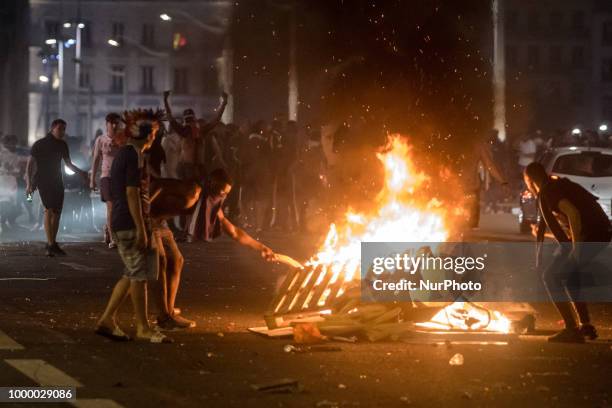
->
xmin=518 ymin=146 xmax=612 ymax=233
xmin=541 ymin=146 xmax=612 ymax=217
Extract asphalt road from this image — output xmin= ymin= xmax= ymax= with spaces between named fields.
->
xmin=1 ymin=213 xmax=612 ymax=407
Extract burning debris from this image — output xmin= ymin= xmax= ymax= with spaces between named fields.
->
xmin=252 ymin=135 xmax=533 ymax=341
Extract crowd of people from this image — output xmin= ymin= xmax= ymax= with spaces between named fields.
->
xmin=0 ymin=91 xmax=329 ymax=240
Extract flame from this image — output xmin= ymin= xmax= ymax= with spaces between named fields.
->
xmin=306 ymin=135 xmax=448 ymax=285
xmin=415 ymin=302 xmax=511 ymax=333
xmin=303 ymin=135 xmax=510 ymax=334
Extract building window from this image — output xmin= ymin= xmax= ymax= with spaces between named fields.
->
xmin=141 ymin=66 xmax=155 ymax=93
xmin=507 ymin=10 xmax=519 ymax=31
xmin=549 ymin=11 xmax=562 ymax=30
xmin=527 ymin=11 xmax=540 ymax=35
xmin=45 ymin=20 xmax=60 ymax=39
xmin=141 ymin=24 xmax=155 ymax=48
xmin=549 ymin=82 xmax=562 ymax=101
xmin=506 ymin=46 xmax=518 ymax=68
xmin=110 ymin=65 xmax=124 ymax=93
xmin=79 ymin=67 xmax=91 ymax=88
xmin=570 ymin=85 xmax=584 ymax=106
xmin=527 ymin=45 xmax=540 ymax=69
xmin=549 ymin=46 xmax=562 ymax=66
xmin=572 ymin=11 xmax=585 ymax=33
xmin=603 ymin=21 xmax=612 ymax=45
xmin=112 ymin=22 xmax=124 ymax=44
xmin=571 ymin=46 xmax=584 ymax=68
xmin=173 ymin=67 xmax=189 ymax=94
xmin=603 ymin=96 xmax=612 ymax=118
xmin=603 ymin=59 xmax=612 ymax=82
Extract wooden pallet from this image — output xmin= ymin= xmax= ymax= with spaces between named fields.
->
xmin=264 ymin=264 xmax=355 ymax=329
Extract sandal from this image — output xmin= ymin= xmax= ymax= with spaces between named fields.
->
xmin=95 ymin=325 xmax=131 ymax=342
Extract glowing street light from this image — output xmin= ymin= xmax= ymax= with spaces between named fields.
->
xmin=107 ymin=38 xmax=120 ymax=47
xmin=45 ymin=38 xmax=57 ymax=45
xmin=160 ymin=13 xmax=172 ymax=21
xmin=572 ymin=128 xmax=581 ymax=135
xmin=38 ymin=75 xmax=49 ymax=83
xmin=77 ymin=23 xmax=85 ymax=29
xmin=63 ymin=22 xmax=72 ymax=28
xmin=599 ymin=124 xmax=608 ymax=132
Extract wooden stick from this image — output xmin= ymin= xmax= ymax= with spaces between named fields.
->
xmin=275 ymin=254 xmax=304 ymax=269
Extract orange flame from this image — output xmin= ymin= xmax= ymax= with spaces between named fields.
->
xmin=304 ymin=135 xmax=510 ymax=333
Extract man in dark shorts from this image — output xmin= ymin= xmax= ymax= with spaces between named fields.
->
xmin=525 ymin=162 xmax=612 ymax=343
xmin=91 ymin=113 xmax=124 ymax=248
xmin=25 ymin=119 xmax=88 ymax=256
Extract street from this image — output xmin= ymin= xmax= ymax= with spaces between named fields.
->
xmin=1 ymin=214 xmax=612 ymax=408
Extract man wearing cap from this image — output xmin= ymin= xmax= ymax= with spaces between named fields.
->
xmin=91 ymin=113 xmax=125 ymax=248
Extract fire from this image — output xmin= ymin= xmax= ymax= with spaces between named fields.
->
xmin=415 ymin=302 xmax=511 ymax=333
xmin=305 ymin=135 xmax=448 ymax=287
xmin=302 ymin=135 xmax=510 ymax=334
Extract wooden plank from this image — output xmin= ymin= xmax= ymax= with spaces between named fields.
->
xmin=304 ymin=265 xmax=334 ymax=310
xmin=290 ymin=265 xmax=325 ymax=312
xmin=276 ymin=267 xmax=313 ymax=314
xmin=267 ymin=268 xmax=301 ymax=314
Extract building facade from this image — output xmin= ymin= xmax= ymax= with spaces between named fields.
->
xmin=504 ymin=0 xmax=612 ymax=137
xmin=28 ymin=0 xmax=232 ymax=145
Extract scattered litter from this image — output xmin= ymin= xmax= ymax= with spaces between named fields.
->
xmin=400 ymin=396 xmax=412 ymax=405
xmin=461 ymin=391 xmax=472 ymax=400
xmin=251 ymin=378 xmax=301 ymax=394
xmin=530 ymin=371 xmax=570 ymax=377
xmin=337 ymin=383 xmax=347 ymax=389
xmin=217 ymin=332 xmax=224 ymax=338
xmin=330 ymin=336 xmax=357 ymax=343
xmin=316 ymin=400 xmax=339 ymax=408
xmin=449 ymin=353 xmax=464 ymax=366
xmin=283 ymin=344 xmax=342 ymax=353
xmin=536 ymin=386 xmax=551 ymax=393
xmin=294 ymin=323 xmax=327 ymax=343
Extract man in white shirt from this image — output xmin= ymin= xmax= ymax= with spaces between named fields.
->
xmin=91 ymin=113 xmax=125 ymax=248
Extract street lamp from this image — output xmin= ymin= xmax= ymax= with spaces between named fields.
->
xmin=572 ymin=128 xmax=582 ymax=135
xmin=599 ymin=124 xmax=608 ymax=132
xmin=107 ymin=39 xmax=120 ymax=47
xmin=160 ymin=13 xmax=172 ymax=21
xmin=38 ymin=75 xmax=49 ymax=83
xmin=45 ymin=38 xmax=57 ymax=45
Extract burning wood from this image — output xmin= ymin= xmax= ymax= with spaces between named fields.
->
xmin=262 ymin=135 xmax=522 ymax=339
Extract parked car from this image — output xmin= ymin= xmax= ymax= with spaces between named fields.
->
xmin=518 ymin=146 xmax=612 ymax=233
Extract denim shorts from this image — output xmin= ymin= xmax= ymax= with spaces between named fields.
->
xmin=113 ymin=229 xmax=159 ymax=281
